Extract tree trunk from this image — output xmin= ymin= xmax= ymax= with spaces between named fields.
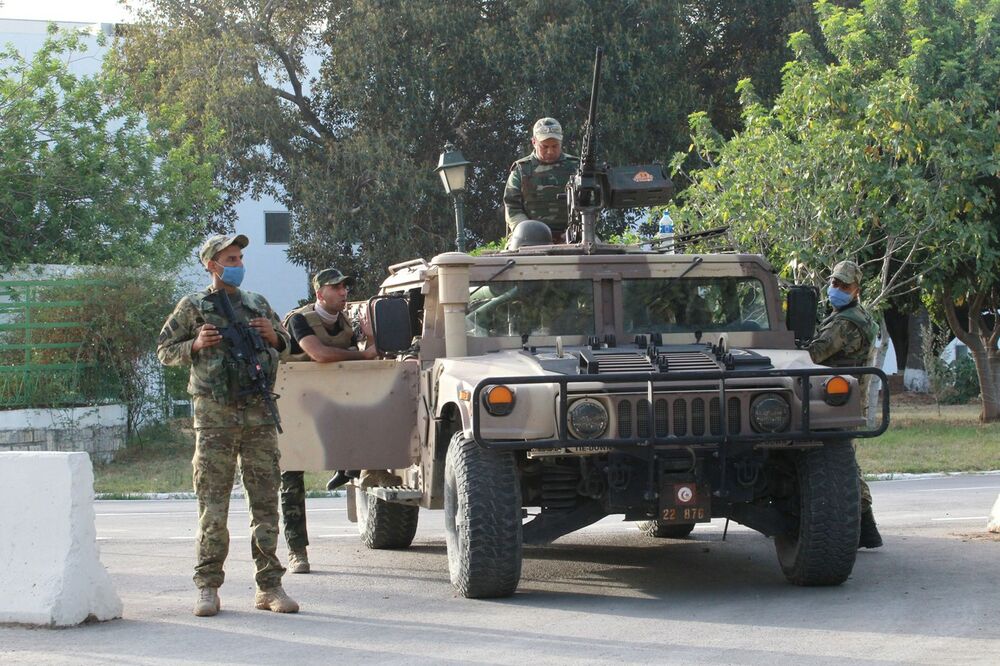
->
xmin=903 ymin=310 xmax=930 ymax=392
xmin=884 ymin=305 xmax=910 ymax=372
xmin=865 ymin=319 xmax=890 ymax=428
xmin=939 ymin=288 xmax=1000 ymax=424
xmin=972 ymin=348 xmax=1000 ymax=422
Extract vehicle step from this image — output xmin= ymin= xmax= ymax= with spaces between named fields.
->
xmin=366 ymin=485 xmax=422 ymax=503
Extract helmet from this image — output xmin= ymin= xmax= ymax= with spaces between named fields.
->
xmin=506 ymin=220 xmax=553 ymax=250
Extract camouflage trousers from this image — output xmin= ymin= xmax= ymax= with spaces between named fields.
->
xmin=192 ymin=425 xmax=285 ymax=590
xmin=858 ymin=464 xmax=873 ymax=514
xmin=279 ymin=471 xmax=309 ymax=551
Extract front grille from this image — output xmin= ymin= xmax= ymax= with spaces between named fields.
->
xmin=637 ymin=399 xmax=650 ymax=437
xmin=617 ymin=400 xmax=632 ymax=438
xmin=692 ymin=398 xmax=705 ymax=435
xmin=728 ymin=397 xmax=741 ymax=435
xmin=614 ymin=393 xmax=745 ymax=440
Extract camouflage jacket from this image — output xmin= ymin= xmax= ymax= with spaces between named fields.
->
xmin=157 ymin=287 xmax=290 ymax=428
xmin=503 ymin=153 xmax=579 ymax=233
xmin=806 ymin=301 xmax=877 ymax=367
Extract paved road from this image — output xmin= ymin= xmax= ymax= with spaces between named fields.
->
xmin=3 ymin=474 xmax=999 ymax=664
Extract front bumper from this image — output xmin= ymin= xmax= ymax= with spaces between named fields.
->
xmin=471 ymin=366 xmax=889 ymax=451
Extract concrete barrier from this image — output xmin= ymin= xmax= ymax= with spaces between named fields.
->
xmin=0 ymin=452 xmax=122 ymax=626
xmin=988 ymin=493 xmax=1000 ymax=534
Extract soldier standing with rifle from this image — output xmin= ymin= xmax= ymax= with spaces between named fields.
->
xmin=157 ymin=233 xmax=299 ymax=617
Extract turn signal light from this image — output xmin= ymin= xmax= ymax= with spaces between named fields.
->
xmin=483 ymin=385 xmax=516 ymax=416
xmin=824 ymin=376 xmax=851 ymax=406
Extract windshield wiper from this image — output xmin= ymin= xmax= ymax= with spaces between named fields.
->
xmin=679 ymin=256 xmax=704 ymax=279
xmin=468 ymin=259 xmax=516 ymax=301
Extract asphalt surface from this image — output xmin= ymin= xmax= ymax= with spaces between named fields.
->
xmin=2 ymin=474 xmax=999 ymax=665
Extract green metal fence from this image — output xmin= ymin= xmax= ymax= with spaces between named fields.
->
xmin=0 ymin=278 xmax=121 ymax=408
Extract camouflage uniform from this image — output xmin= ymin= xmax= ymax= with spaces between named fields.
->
xmin=503 ymin=153 xmax=579 ymax=234
xmin=157 ymin=287 xmax=290 ymax=590
xmin=806 ymin=303 xmax=877 ymax=368
xmin=806 ymin=299 xmax=878 ymax=513
xmin=279 ymin=300 xmax=359 ymax=550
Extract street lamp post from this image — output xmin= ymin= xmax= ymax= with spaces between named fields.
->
xmin=433 ymin=143 xmax=471 ymax=252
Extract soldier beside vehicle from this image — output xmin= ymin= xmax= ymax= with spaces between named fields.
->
xmin=156 ymin=233 xmax=299 ymax=617
xmin=805 ymin=260 xmax=884 ymax=549
xmin=277 ymin=267 xmax=379 ymax=574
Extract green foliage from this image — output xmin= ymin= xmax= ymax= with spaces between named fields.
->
xmin=921 ymin=322 xmax=979 ymax=405
xmin=675 ymin=0 xmax=1000 ymax=419
xmin=75 ymin=268 xmax=185 ymax=433
xmin=0 ymin=27 xmax=222 ymax=270
xmin=116 ymin=0 xmax=826 ymax=294
xmin=1 ymin=271 xmax=185 ymax=433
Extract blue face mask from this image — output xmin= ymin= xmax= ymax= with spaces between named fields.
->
xmin=828 ymin=285 xmax=853 ymax=308
xmin=219 ymin=265 xmax=245 ymax=288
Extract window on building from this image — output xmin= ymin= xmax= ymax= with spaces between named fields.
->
xmin=264 ymin=212 xmax=291 ymax=244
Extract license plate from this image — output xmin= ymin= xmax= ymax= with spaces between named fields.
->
xmin=658 ymin=481 xmax=711 ymax=523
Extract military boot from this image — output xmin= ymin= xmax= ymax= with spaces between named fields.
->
xmin=859 ymin=510 xmax=883 ymax=549
xmin=358 ymin=469 xmax=402 ymax=488
xmin=288 ymin=548 xmax=310 ymax=574
xmin=193 ymin=587 xmax=220 ymax=617
xmin=326 ymin=470 xmax=354 ymax=491
xmin=255 ymin=585 xmax=300 ymax=613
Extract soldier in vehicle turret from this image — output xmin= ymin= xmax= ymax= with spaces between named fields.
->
xmin=806 ymin=260 xmax=884 ymax=549
xmin=503 ymin=117 xmax=579 ymax=243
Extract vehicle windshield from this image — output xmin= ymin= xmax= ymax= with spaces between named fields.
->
xmin=466 ymin=279 xmax=595 ymax=337
xmin=622 ymin=277 xmax=770 ymax=334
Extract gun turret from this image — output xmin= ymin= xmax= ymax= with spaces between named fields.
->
xmin=564 ymin=47 xmax=675 ymax=248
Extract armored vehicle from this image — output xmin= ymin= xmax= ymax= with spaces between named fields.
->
xmin=275 ymin=49 xmax=888 ymax=598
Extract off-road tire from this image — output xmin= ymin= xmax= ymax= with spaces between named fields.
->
xmin=444 ymin=432 xmax=522 ymax=598
xmin=357 ymin=491 xmax=419 ymax=550
xmin=637 ymin=521 xmax=696 ymax=539
xmin=774 ymin=440 xmax=860 ymax=586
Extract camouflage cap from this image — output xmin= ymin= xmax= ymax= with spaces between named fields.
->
xmin=532 ymin=117 xmax=563 ymax=142
xmin=831 ymin=260 xmax=863 ymax=286
xmin=199 ymin=233 xmax=249 ymax=264
xmin=312 ymin=267 xmax=354 ymax=291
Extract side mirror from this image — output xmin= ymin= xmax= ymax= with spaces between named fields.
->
xmin=786 ymin=285 xmax=819 ymax=345
xmin=369 ymin=296 xmax=413 ymax=353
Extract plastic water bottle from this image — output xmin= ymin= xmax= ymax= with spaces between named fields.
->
xmin=657 ymin=211 xmax=675 ymax=253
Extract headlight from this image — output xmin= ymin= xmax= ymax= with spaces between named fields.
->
xmin=823 ymin=376 xmax=851 ymax=406
xmin=482 ymin=385 xmax=516 ymax=416
xmin=567 ymin=398 xmax=608 ymax=439
xmin=750 ymin=393 xmax=791 ymax=433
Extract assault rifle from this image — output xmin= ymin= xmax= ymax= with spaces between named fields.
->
xmin=564 ymin=47 xmax=675 ymax=247
xmin=210 ymin=291 xmax=283 ymax=434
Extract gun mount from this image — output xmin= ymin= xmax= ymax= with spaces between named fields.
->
xmin=565 ymin=47 xmax=675 ymax=248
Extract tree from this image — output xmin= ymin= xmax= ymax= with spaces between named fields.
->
xmin=673 ymin=0 xmax=1000 ymax=421
xmin=0 ymin=27 xmax=222 ymax=270
xmin=117 ymin=0 xmax=835 ymax=292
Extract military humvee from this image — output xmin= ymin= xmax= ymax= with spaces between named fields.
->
xmin=275 ymin=49 xmax=888 ymax=599
xmin=277 ymin=241 xmax=888 ymax=598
